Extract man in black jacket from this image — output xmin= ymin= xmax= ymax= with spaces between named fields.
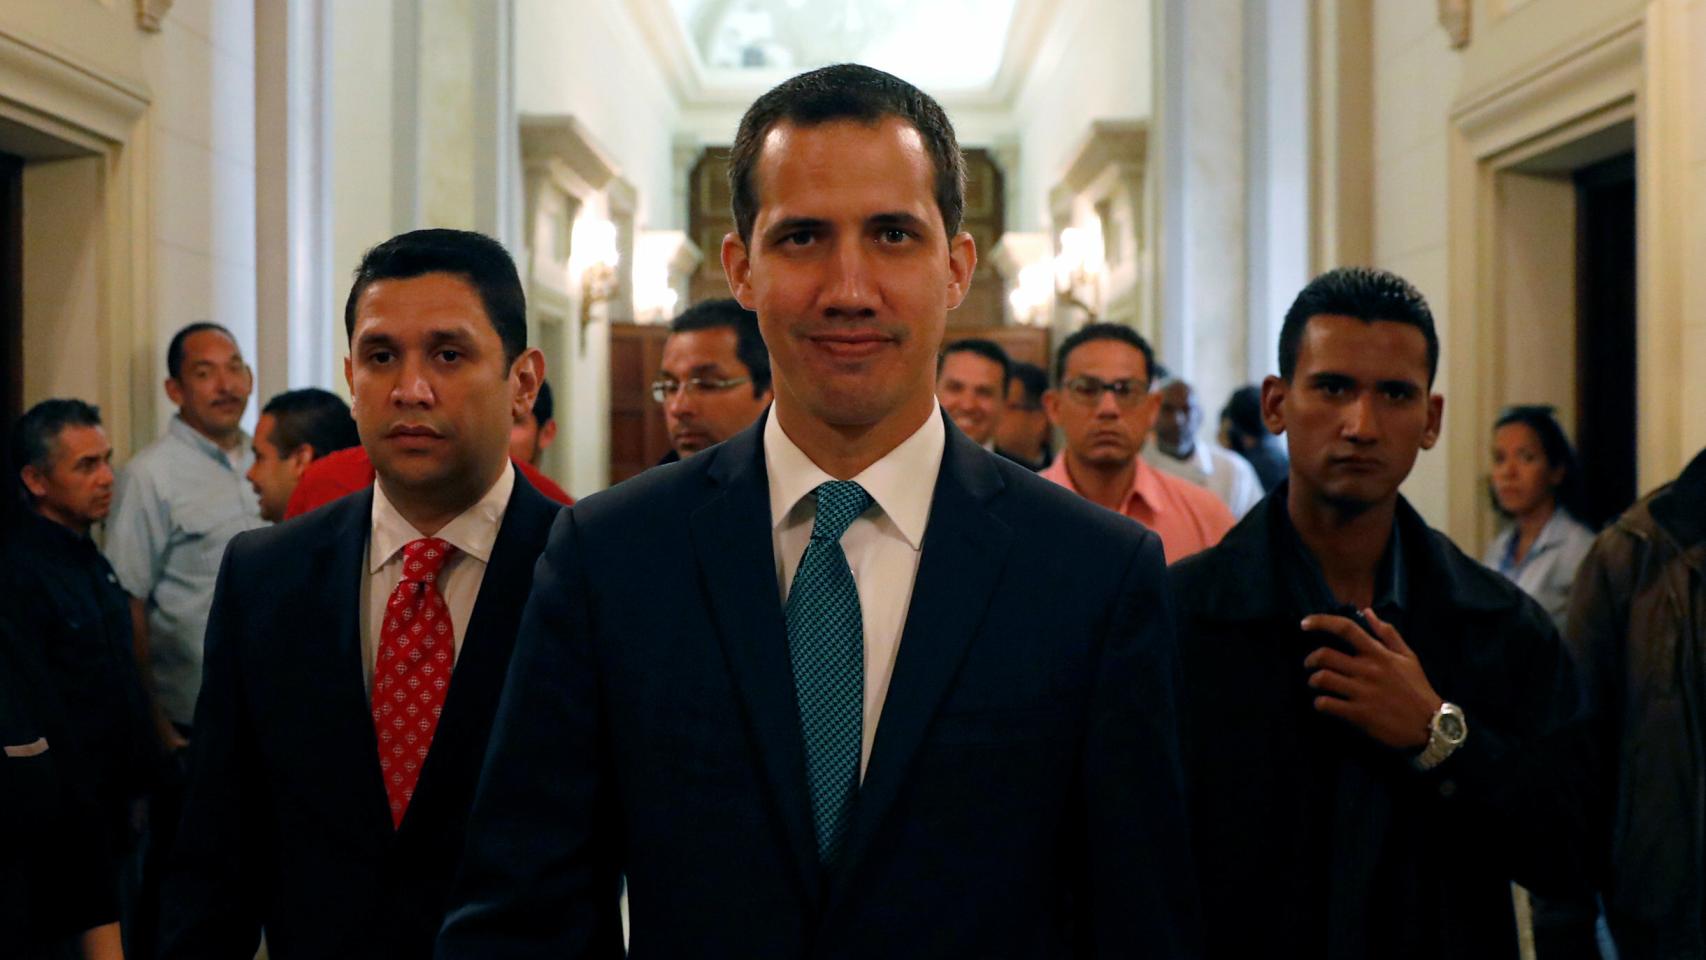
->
xmin=1171 ymin=267 xmax=1591 ymax=958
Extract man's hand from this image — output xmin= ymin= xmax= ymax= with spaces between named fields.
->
xmin=1301 ymin=607 xmax=1442 ymax=751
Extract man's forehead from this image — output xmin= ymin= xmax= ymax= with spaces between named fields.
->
xmin=753 ymin=119 xmax=934 ymax=210
xmin=1065 ymin=340 xmax=1147 ymax=378
xmin=184 ymin=329 xmax=241 ymax=360
xmin=1297 ymin=314 xmax=1430 ymax=380
xmin=941 ymin=351 xmax=1004 ymax=381
xmin=54 ymin=423 xmax=110 ymax=457
xmin=663 ymin=328 xmax=743 ymax=368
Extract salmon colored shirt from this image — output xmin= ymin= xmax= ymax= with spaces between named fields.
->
xmin=1040 ymin=454 xmax=1236 ymax=564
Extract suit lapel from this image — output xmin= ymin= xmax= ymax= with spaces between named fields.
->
xmin=309 ymin=488 xmax=395 ymax=836
xmin=404 ymin=474 xmax=560 ymax=833
xmin=827 ymin=424 xmax=1012 ymax=908
xmin=688 ymin=419 xmax=824 ymax=904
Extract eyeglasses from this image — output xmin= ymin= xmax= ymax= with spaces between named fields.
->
xmin=1061 ymin=376 xmax=1150 ymax=408
xmin=649 ymin=376 xmax=751 ymax=404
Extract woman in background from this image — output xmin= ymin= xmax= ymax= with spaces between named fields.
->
xmin=1484 ymin=405 xmax=1597 ymax=634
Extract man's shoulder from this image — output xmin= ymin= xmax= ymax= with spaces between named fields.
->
xmin=989 ymin=453 xmax=1161 ymax=555
xmin=565 ymin=447 xmax=715 ymax=530
xmin=224 ymin=493 xmax=366 ymax=573
xmin=1153 ymin=462 xmax=1236 ymax=519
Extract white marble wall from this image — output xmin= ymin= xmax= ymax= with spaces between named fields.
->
xmin=142 ymin=0 xmax=260 ymax=437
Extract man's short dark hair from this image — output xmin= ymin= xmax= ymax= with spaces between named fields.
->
xmin=260 ymin=388 xmax=360 ymax=460
xmin=167 ymin=322 xmax=237 ymax=381
xmin=728 ymin=63 xmax=967 ymax=247
xmin=938 ymin=338 xmax=1011 ymax=385
xmin=669 ymin=298 xmax=772 ymax=396
xmin=344 ymin=228 xmax=527 ymax=366
xmin=1008 ymin=361 xmax=1049 ymax=408
xmin=1278 ymin=266 xmax=1439 ymax=384
xmin=1053 ymin=323 xmax=1157 ymax=388
xmin=12 ymin=398 xmax=102 ymax=474
xmin=532 ymin=379 xmax=554 ymax=425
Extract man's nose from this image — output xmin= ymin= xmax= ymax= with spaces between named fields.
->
xmin=392 ymin=360 xmax=435 ymax=406
xmin=823 ymin=239 xmax=879 ymax=315
xmin=1094 ymin=390 xmax=1124 ymax=417
xmin=1343 ymin=394 xmax=1379 ymax=441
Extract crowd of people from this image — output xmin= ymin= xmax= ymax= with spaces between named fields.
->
xmin=1 ymin=61 xmax=1699 ymax=960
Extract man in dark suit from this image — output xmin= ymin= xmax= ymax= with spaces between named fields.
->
xmin=159 ymin=229 xmax=563 ymax=959
xmin=438 ymin=64 xmax=1196 ymax=959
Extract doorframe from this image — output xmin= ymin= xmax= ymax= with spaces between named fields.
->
xmin=0 ymin=30 xmax=151 ymax=458
xmin=1443 ymin=11 xmax=1679 ymax=549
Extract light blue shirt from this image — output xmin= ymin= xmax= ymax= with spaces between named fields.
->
xmin=1481 ymin=509 xmax=1597 ymax=635
xmin=105 ymin=416 xmax=264 ymax=726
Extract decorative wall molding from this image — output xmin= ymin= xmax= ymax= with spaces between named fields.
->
xmin=135 ymin=0 xmax=174 ymax=33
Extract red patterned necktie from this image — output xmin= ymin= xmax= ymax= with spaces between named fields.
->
xmin=372 ymin=537 xmax=459 ymax=828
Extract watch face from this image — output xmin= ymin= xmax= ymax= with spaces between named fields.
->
xmin=1438 ymin=712 xmax=1466 ymax=741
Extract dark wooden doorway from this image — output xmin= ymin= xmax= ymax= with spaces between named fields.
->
xmin=1574 ymin=152 xmax=1636 ymax=528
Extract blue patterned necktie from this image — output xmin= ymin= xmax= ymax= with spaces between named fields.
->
xmin=786 ymin=480 xmax=873 ymax=867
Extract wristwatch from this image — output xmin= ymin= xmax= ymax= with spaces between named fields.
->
xmin=1411 ymin=702 xmax=1468 ymax=772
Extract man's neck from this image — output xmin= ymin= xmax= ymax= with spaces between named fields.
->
xmin=1158 ymin=438 xmax=1193 ymax=460
xmin=1066 ymin=451 xmax=1137 ymax=513
xmin=1286 ymin=482 xmax=1397 ymax=610
xmin=33 ymin=504 xmax=91 ymax=539
xmin=179 ymin=414 xmax=242 ymax=452
xmin=772 ymin=389 xmax=936 ymax=480
xmin=378 ymin=459 xmax=507 ymax=538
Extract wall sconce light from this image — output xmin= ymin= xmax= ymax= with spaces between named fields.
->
xmin=570 ymin=217 xmax=620 ymax=351
xmin=1054 ymin=225 xmax=1106 ymax=322
xmin=632 ymin=236 xmax=682 ymax=325
xmin=1008 ymin=261 xmax=1056 ymax=326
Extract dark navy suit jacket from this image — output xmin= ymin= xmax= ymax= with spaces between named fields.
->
xmin=439 ymin=412 xmax=1199 ymax=958
xmin=158 ymin=471 xmax=562 ymax=960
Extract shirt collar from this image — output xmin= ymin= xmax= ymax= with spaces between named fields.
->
xmin=764 ymin=402 xmax=945 ymax=551
xmin=169 ymin=414 xmax=249 ymax=468
xmin=369 ymin=461 xmax=516 ymax=573
xmin=1273 ymin=496 xmax=1408 ymax=617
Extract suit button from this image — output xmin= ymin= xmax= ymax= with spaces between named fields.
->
xmin=1438 ymin=779 xmax=1456 ymax=798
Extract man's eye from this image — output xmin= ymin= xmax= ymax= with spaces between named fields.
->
xmin=368 ymin=351 xmax=394 ymax=364
xmin=880 ymin=228 xmax=910 ymax=244
xmin=781 ymin=231 xmax=814 ymax=246
xmin=439 ymin=350 xmax=461 ymax=363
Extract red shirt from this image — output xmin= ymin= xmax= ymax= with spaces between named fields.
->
xmin=1040 ymin=454 xmax=1234 ymax=564
xmin=283 ymin=446 xmax=573 ymax=520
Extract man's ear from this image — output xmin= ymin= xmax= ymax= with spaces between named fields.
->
xmin=344 ymin=356 xmax=355 ymax=397
xmin=944 ymin=231 xmax=977 ymax=310
xmin=287 ymin=445 xmax=317 ymax=477
xmin=1042 ymin=389 xmax=1061 ymax=427
xmin=537 ymin=418 xmax=558 ymax=452
xmin=721 ymin=231 xmax=754 ymax=308
xmin=1260 ymin=375 xmax=1288 ymax=436
xmin=19 ymin=464 xmax=48 ymax=500
xmin=165 ymin=378 xmax=185 ymax=408
xmin=1420 ymin=393 xmax=1444 ymax=450
xmin=510 ymin=349 xmax=546 ymax=422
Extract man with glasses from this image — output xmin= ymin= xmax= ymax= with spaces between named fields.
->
xmin=653 ymin=298 xmax=773 ymax=464
xmin=1041 ymin=322 xmax=1234 ymax=563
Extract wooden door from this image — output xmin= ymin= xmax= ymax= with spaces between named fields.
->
xmin=609 ymin=323 xmax=673 ymax=485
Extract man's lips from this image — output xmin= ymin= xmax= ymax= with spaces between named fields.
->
xmin=386 ymin=424 xmax=445 ymax=440
xmin=806 ymin=330 xmax=895 ymax=359
xmin=1329 ymin=455 xmax=1382 ymax=471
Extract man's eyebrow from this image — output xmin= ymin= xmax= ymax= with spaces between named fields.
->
xmin=869 ymin=211 xmax=927 ymax=229
xmin=762 ymin=216 xmax=826 ymax=241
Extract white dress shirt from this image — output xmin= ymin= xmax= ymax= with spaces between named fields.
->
xmin=766 ymin=404 xmax=945 ymax=776
xmin=360 ymin=463 xmax=516 ymax=691
xmin=1143 ymin=440 xmax=1266 ymax=518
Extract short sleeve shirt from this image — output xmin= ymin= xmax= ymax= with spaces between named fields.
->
xmin=104 ymin=416 xmax=264 ymax=726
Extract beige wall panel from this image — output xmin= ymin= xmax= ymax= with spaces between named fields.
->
xmin=21 ymin=157 xmax=104 ymax=406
